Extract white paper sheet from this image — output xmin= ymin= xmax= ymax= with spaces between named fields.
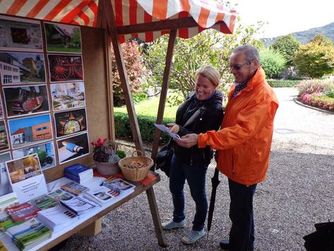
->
xmin=154 ymin=123 xmax=180 ymax=140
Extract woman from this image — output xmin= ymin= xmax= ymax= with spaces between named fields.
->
xmin=162 ymin=65 xmax=224 ymax=244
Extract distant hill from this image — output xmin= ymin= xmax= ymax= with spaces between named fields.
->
xmin=262 ymin=22 xmax=334 ymax=47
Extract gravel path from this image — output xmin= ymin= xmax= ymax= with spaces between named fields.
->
xmin=61 ymin=88 xmax=334 ymax=251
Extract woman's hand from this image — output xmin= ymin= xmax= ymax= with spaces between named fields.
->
xmin=167 ymin=123 xmax=180 ymax=134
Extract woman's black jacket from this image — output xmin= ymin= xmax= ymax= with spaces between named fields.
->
xmin=173 ymin=91 xmax=224 ymax=166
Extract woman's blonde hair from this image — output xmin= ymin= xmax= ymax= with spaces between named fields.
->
xmin=195 ymin=65 xmax=220 ymax=87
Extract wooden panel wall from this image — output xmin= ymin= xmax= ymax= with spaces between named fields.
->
xmin=44 ymin=27 xmax=110 ymax=182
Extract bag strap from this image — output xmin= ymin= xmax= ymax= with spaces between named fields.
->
xmin=183 ymin=105 xmax=205 ymax=128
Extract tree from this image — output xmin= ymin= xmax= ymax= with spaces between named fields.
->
xmin=111 ymin=41 xmax=147 ymax=106
xmin=259 ymin=48 xmax=286 ymax=78
xmin=143 ymin=20 xmax=263 ymax=101
xmin=271 ymin=34 xmax=300 ymax=66
xmin=294 ymin=34 xmax=334 ymax=78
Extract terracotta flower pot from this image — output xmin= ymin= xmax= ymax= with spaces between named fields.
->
xmin=95 ymin=161 xmax=120 ymax=176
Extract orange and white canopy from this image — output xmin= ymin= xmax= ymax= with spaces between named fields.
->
xmin=0 ymin=0 xmax=237 ymax=43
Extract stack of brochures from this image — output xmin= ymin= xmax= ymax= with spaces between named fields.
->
xmin=83 ymin=178 xmax=136 ymax=206
xmin=6 ymin=202 xmax=40 ymax=223
xmin=63 ymin=164 xmax=93 ymax=185
xmin=0 ymin=193 xmax=19 ymax=232
xmin=48 ymin=186 xmax=97 ymax=216
xmin=31 ymin=195 xmax=58 ymax=210
xmin=6 ymin=218 xmax=51 ymax=251
xmin=37 ymin=205 xmax=78 ymax=232
xmin=60 ymin=181 xmax=89 ymax=196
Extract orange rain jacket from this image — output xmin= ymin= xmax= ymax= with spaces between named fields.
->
xmin=198 ymin=68 xmax=279 ymax=185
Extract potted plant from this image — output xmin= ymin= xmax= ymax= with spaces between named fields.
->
xmin=91 ymin=138 xmax=125 ymax=176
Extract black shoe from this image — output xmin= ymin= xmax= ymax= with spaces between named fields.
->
xmin=220 ymin=240 xmax=231 ymax=250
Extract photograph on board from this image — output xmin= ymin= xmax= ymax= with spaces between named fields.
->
xmin=54 ymin=108 xmax=87 ymax=138
xmin=44 ymin=22 xmax=81 ymax=53
xmin=0 ymin=16 xmax=43 ymax=51
xmin=8 ymin=114 xmax=52 ymax=149
xmin=0 ymin=95 xmax=4 ymax=119
xmin=0 ymin=152 xmax=12 ymax=196
xmin=3 ymin=85 xmax=49 ymax=118
xmin=13 ymin=141 xmax=56 ymax=170
xmin=0 ymin=51 xmax=45 ymax=84
xmin=48 ymin=54 xmax=83 ymax=82
xmin=0 ymin=121 xmax=9 ymax=152
xmin=57 ymin=133 xmax=89 ymax=164
xmin=50 ymin=82 xmax=85 ymax=111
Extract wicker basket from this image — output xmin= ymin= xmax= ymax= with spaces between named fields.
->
xmin=118 ymin=152 xmax=153 ymax=181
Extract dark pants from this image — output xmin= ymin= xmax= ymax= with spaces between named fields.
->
xmin=228 ymin=179 xmax=257 ymax=251
xmin=169 ymin=154 xmax=208 ymax=231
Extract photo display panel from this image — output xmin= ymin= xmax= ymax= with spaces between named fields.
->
xmin=0 ymin=15 xmax=88 ymax=178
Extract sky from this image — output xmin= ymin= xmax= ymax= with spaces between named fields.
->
xmin=231 ymin=0 xmax=334 ymax=38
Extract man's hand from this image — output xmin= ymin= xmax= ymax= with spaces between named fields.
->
xmin=175 ymin=133 xmax=198 ymax=148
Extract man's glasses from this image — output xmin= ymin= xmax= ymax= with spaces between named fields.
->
xmin=229 ymin=62 xmax=250 ymax=71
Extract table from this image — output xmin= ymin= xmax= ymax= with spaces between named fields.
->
xmin=1 ymin=171 xmax=167 ymax=250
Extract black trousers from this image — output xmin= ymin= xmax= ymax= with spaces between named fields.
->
xmin=228 ymin=179 xmax=257 ymax=251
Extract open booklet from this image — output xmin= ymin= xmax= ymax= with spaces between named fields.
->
xmin=154 ymin=124 xmax=180 ymax=140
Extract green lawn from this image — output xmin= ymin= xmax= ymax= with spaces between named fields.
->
xmin=114 ymin=96 xmax=178 ymax=120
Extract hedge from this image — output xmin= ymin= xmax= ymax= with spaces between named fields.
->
xmin=114 ymin=111 xmax=174 ymax=144
xmin=267 ymin=79 xmax=301 ymax=88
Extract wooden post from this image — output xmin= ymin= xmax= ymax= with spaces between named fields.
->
xmin=104 ymin=34 xmax=116 ymax=141
xmin=79 ymin=218 xmax=102 ymax=236
xmin=150 ymin=29 xmax=177 ymax=160
xmin=99 ymin=0 xmax=144 ymax=154
xmin=97 ymin=0 xmax=167 ymax=247
xmin=146 ymin=187 xmax=168 ymax=247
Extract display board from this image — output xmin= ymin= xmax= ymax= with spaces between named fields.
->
xmin=0 ymin=15 xmax=110 ymax=186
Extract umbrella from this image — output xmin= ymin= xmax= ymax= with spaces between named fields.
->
xmin=207 ymin=166 xmax=221 ymax=233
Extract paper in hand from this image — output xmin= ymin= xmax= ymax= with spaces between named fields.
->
xmin=154 ymin=123 xmax=181 ymax=140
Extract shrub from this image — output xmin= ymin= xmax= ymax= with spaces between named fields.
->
xmin=111 ymin=41 xmax=148 ymax=106
xmin=270 ymin=34 xmax=300 ymax=67
xmin=259 ymin=48 xmax=286 ymax=79
xmin=132 ymin=92 xmax=148 ymax=104
xmin=297 ymin=79 xmax=333 ymax=95
xmin=267 ymin=79 xmax=300 ymax=88
xmin=114 ymin=112 xmax=174 ymax=144
xmin=327 ymin=91 xmax=334 ymax=98
xmin=294 ymin=35 xmax=334 ymax=78
xmin=296 ymin=79 xmax=334 ymax=111
xmin=310 ymin=95 xmax=334 ymax=111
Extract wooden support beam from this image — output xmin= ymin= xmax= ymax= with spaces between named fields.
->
xmin=104 ymin=34 xmax=115 ymax=141
xmin=117 ymin=16 xmax=197 ymax=34
xmin=151 ymin=29 xmax=177 ymax=161
xmin=100 ymin=0 xmax=144 ymax=153
xmin=146 ymin=187 xmax=168 ymax=247
xmin=79 ymin=218 xmax=102 ymax=236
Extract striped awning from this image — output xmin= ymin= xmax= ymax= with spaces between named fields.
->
xmin=0 ymin=0 xmax=237 ymax=43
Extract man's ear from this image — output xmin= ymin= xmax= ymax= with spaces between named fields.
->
xmin=250 ymin=60 xmax=260 ymax=72
xmin=252 ymin=59 xmax=260 ymax=68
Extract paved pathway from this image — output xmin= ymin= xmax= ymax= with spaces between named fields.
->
xmin=63 ymin=87 xmax=333 ymax=251
xmin=272 ymin=87 xmax=334 ymax=154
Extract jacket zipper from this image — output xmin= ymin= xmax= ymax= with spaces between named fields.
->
xmin=190 ymin=148 xmax=193 ymax=166
xmin=231 ymin=153 xmax=236 ymax=175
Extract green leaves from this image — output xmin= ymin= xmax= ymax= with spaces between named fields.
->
xmin=259 ymin=48 xmax=286 ymax=78
xmin=271 ymin=35 xmax=300 ymax=66
xmin=294 ymin=35 xmax=334 ymax=78
xmin=143 ymin=24 xmax=262 ymax=102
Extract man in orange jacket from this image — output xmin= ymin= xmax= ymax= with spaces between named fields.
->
xmin=176 ymin=44 xmax=279 ymax=251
